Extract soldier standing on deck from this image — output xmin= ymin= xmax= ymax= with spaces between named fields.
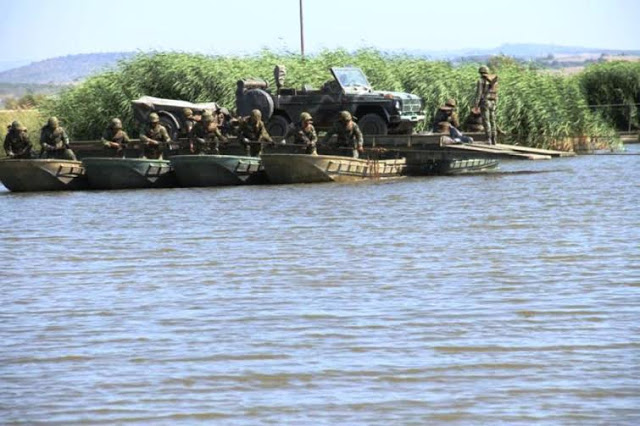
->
xmin=139 ymin=112 xmax=171 ymax=159
xmin=4 ymin=121 xmax=34 ymax=159
xmin=40 ymin=117 xmax=77 ymax=160
xmin=182 ymin=108 xmax=196 ymax=137
xmin=238 ymin=109 xmax=272 ymax=157
xmin=101 ymin=118 xmax=130 ymax=157
xmin=473 ymin=65 xmax=499 ymax=145
xmin=190 ymin=110 xmax=227 ymax=154
xmin=321 ymin=111 xmax=363 ymax=158
xmin=284 ymin=112 xmax=318 ymax=155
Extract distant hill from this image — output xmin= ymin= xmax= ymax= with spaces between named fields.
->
xmin=0 ymin=52 xmax=136 ymax=85
xmin=1 ymin=44 xmax=639 ymax=86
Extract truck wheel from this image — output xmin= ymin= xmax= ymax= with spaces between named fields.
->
xmin=267 ymin=115 xmax=290 ymax=137
xmin=358 ymin=114 xmax=388 ymax=135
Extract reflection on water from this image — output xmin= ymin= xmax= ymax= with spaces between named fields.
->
xmin=1 ymin=148 xmax=639 ymax=424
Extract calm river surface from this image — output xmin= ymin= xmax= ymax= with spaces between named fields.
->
xmin=1 ymin=147 xmax=639 ymax=425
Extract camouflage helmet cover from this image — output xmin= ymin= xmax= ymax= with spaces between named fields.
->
xmin=300 ymin=112 xmax=312 ymax=122
xmin=478 ymin=65 xmax=489 ymax=74
xmin=11 ymin=120 xmax=25 ymax=131
xmin=445 ymin=98 xmax=457 ymax=108
xmin=47 ymin=116 xmax=59 ymax=128
xmin=111 ymin=118 xmax=123 ymax=129
xmin=250 ymin=109 xmax=262 ymax=121
xmin=201 ymin=110 xmax=214 ymax=121
xmin=339 ymin=111 xmax=352 ymax=122
xmin=149 ymin=112 xmax=160 ymax=123
xmin=183 ymin=108 xmax=193 ymax=117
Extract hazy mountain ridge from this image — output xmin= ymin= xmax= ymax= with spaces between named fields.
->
xmin=1 ymin=44 xmax=639 ymax=86
xmin=0 ymin=52 xmax=136 ymax=85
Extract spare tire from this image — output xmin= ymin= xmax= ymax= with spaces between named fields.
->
xmin=358 ymin=113 xmax=388 ymax=135
xmin=237 ymin=88 xmax=274 ymax=120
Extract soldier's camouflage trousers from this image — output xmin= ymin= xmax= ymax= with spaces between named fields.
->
xmin=481 ymin=100 xmax=497 ymax=145
xmin=42 ymin=148 xmax=77 ymax=161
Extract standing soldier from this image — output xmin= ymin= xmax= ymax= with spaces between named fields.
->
xmin=40 ymin=116 xmax=77 ymax=160
xmin=190 ymin=110 xmax=227 ymax=154
xmin=4 ymin=121 xmax=34 ymax=159
xmin=182 ymin=108 xmax=196 ymax=137
xmin=139 ymin=112 xmax=171 ymax=159
xmin=321 ymin=111 xmax=363 ymax=158
xmin=473 ymin=65 xmax=499 ymax=145
xmin=101 ymin=118 xmax=130 ymax=157
xmin=238 ymin=109 xmax=272 ymax=157
xmin=284 ymin=112 xmax=318 ymax=155
xmin=216 ymin=107 xmax=235 ymax=137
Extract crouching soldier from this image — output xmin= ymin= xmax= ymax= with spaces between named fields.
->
xmin=285 ymin=112 xmax=318 ymax=155
xmin=101 ymin=118 xmax=130 ymax=157
xmin=40 ymin=117 xmax=77 ymax=160
xmin=321 ymin=111 xmax=363 ymax=158
xmin=4 ymin=121 xmax=34 ymax=159
xmin=238 ymin=109 xmax=272 ymax=157
xmin=190 ymin=110 xmax=227 ymax=154
xmin=139 ymin=112 xmax=171 ymax=159
xmin=432 ymin=99 xmax=473 ymax=143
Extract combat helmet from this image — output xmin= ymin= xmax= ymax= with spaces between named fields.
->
xmin=339 ymin=111 xmax=352 ymax=122
xmin=149 ymin=112 xmax=160 ymax=123
xmin=250 ymin=109 xmax=262 ymax=121
xmin=11 ymin=120 xmax=25 ymax=131
xmin=300 ymin=112 xmax=312 ymax=122
xmin=201 ymin=110 xmax=214 ymax=122
xmin=445 ymin=98 xmax=457 ymax=108
xmin=478 ymin=65 xmax=489 ymax=75
xmin=111 ymin=118 xmax=123 ymax=129
xmin=183 ymin=108 xmax=193 ymax=118
xmin=47 ymin=116 xmax=59 ymax=128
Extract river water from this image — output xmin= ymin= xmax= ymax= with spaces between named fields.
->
xmin=1 ymin=147 xmax=639 ymax=425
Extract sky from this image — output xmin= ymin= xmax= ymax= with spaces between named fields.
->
xmin=1 ymin=0 xmax=640 ymax=63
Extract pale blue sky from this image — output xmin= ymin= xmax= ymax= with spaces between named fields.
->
xmin=1 ymin=0 xmax=639 ymax=62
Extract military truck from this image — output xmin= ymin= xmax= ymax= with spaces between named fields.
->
xmin=131 ymin=96 xmax=220 ymax=140
xmin=236 ymin=66 xmax=425 ymax=136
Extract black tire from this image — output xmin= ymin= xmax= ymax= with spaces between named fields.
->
xmin=267 ymin=115 xmax=290 ymax=137
xmin=159 ymin=116 xmax=178 ymax=140
xmin=358 ymin=113 xmax=388 ymax=135
xmin=238 ymin=88 xmax=275 ymax=120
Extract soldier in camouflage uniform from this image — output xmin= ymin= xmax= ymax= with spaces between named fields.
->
xmin=190 ymin=110 xmax=227 ymax=154
xmin=432 ymin=99 xmax=473 ymax=143
xmin=321 ymin=111 xmax=363 ymax=158
xmin=40 ymin=117 xmax=77 ymax=160
xmin=473 ymin=65 xmax=499 ymax=145
xmin=139 ymin=112 xmax=171 ymax=159
xmin=284 ymin=112 xmax=318 ymax=155
xmin=101 ymin=118 xmax=130 ymax=158
xmin=4 ymin=121 xmax=34 ymax=159
xmin=238 ymin=109 xmax=272 ymax=157
xmin=182 ymin=108 xmax=196 ymax=137
xmin=216 ymin=107 xmax=236 ymax=137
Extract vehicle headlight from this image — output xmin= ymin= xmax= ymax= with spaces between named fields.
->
xmin=395 ymin=100 xmax=402 ymax=111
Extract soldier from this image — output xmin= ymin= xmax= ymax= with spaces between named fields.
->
xmin=463 ymin=108 xmax=484 ymax=133
xmin=182 ymin=108 xmax=196 ymax=137
xmin=139 ymin=112 xmax=171 ymax=159
xmin=432 ymin=99 xmax=473 ymax=143
xmin=101 ymin=118 xmax=130 ymax=157
xmin=40 ymin=116 xmax=77 ymax=160
xmin=238 ymin=109 xmax=272 ymax=157
xmin=321 ymin=111 xmax=363 ymax=158
xmin=3 ymin=121 xmax=34 ymax=159
xmin=473 ymin=65 xmax=499 ymax=145
xmin=190 ymin=110 xmax=227 ymax=154
xmin=284 ymin=112 xmax=318 ymax=155
xmin=216 ymin=107 xmax=235 ymax=137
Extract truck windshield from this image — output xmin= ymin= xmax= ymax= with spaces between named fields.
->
xmin=333 ymin=67 xmax=370 ymax=89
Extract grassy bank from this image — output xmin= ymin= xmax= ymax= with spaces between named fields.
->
xmin=44 ymin=50 xmax=623 ymax=149
xmin=0 ymin=109 xmax=45 ymax=157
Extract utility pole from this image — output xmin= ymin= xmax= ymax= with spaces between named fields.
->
xmin=299 ymin=0 xmax=305 ymax=60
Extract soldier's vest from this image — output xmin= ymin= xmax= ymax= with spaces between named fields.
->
xmin=480 ymin=75 xmax=499 ymax=102
xmin=42 ymin=126 xmax=66 ymax=147
xmin=293 ymin=123 xmax=316 ymax=144
xmin=7 ymin=131 xmax=30 ymax=152
xmin=109 ymin=129 xmax=128 ymax=144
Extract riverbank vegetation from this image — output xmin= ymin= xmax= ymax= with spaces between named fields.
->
xmin=40 ymin=50 xmax=638 ymax=149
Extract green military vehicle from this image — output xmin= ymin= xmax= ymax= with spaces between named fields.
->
xmin=236 ymin=66 xmax=425 ymax=136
